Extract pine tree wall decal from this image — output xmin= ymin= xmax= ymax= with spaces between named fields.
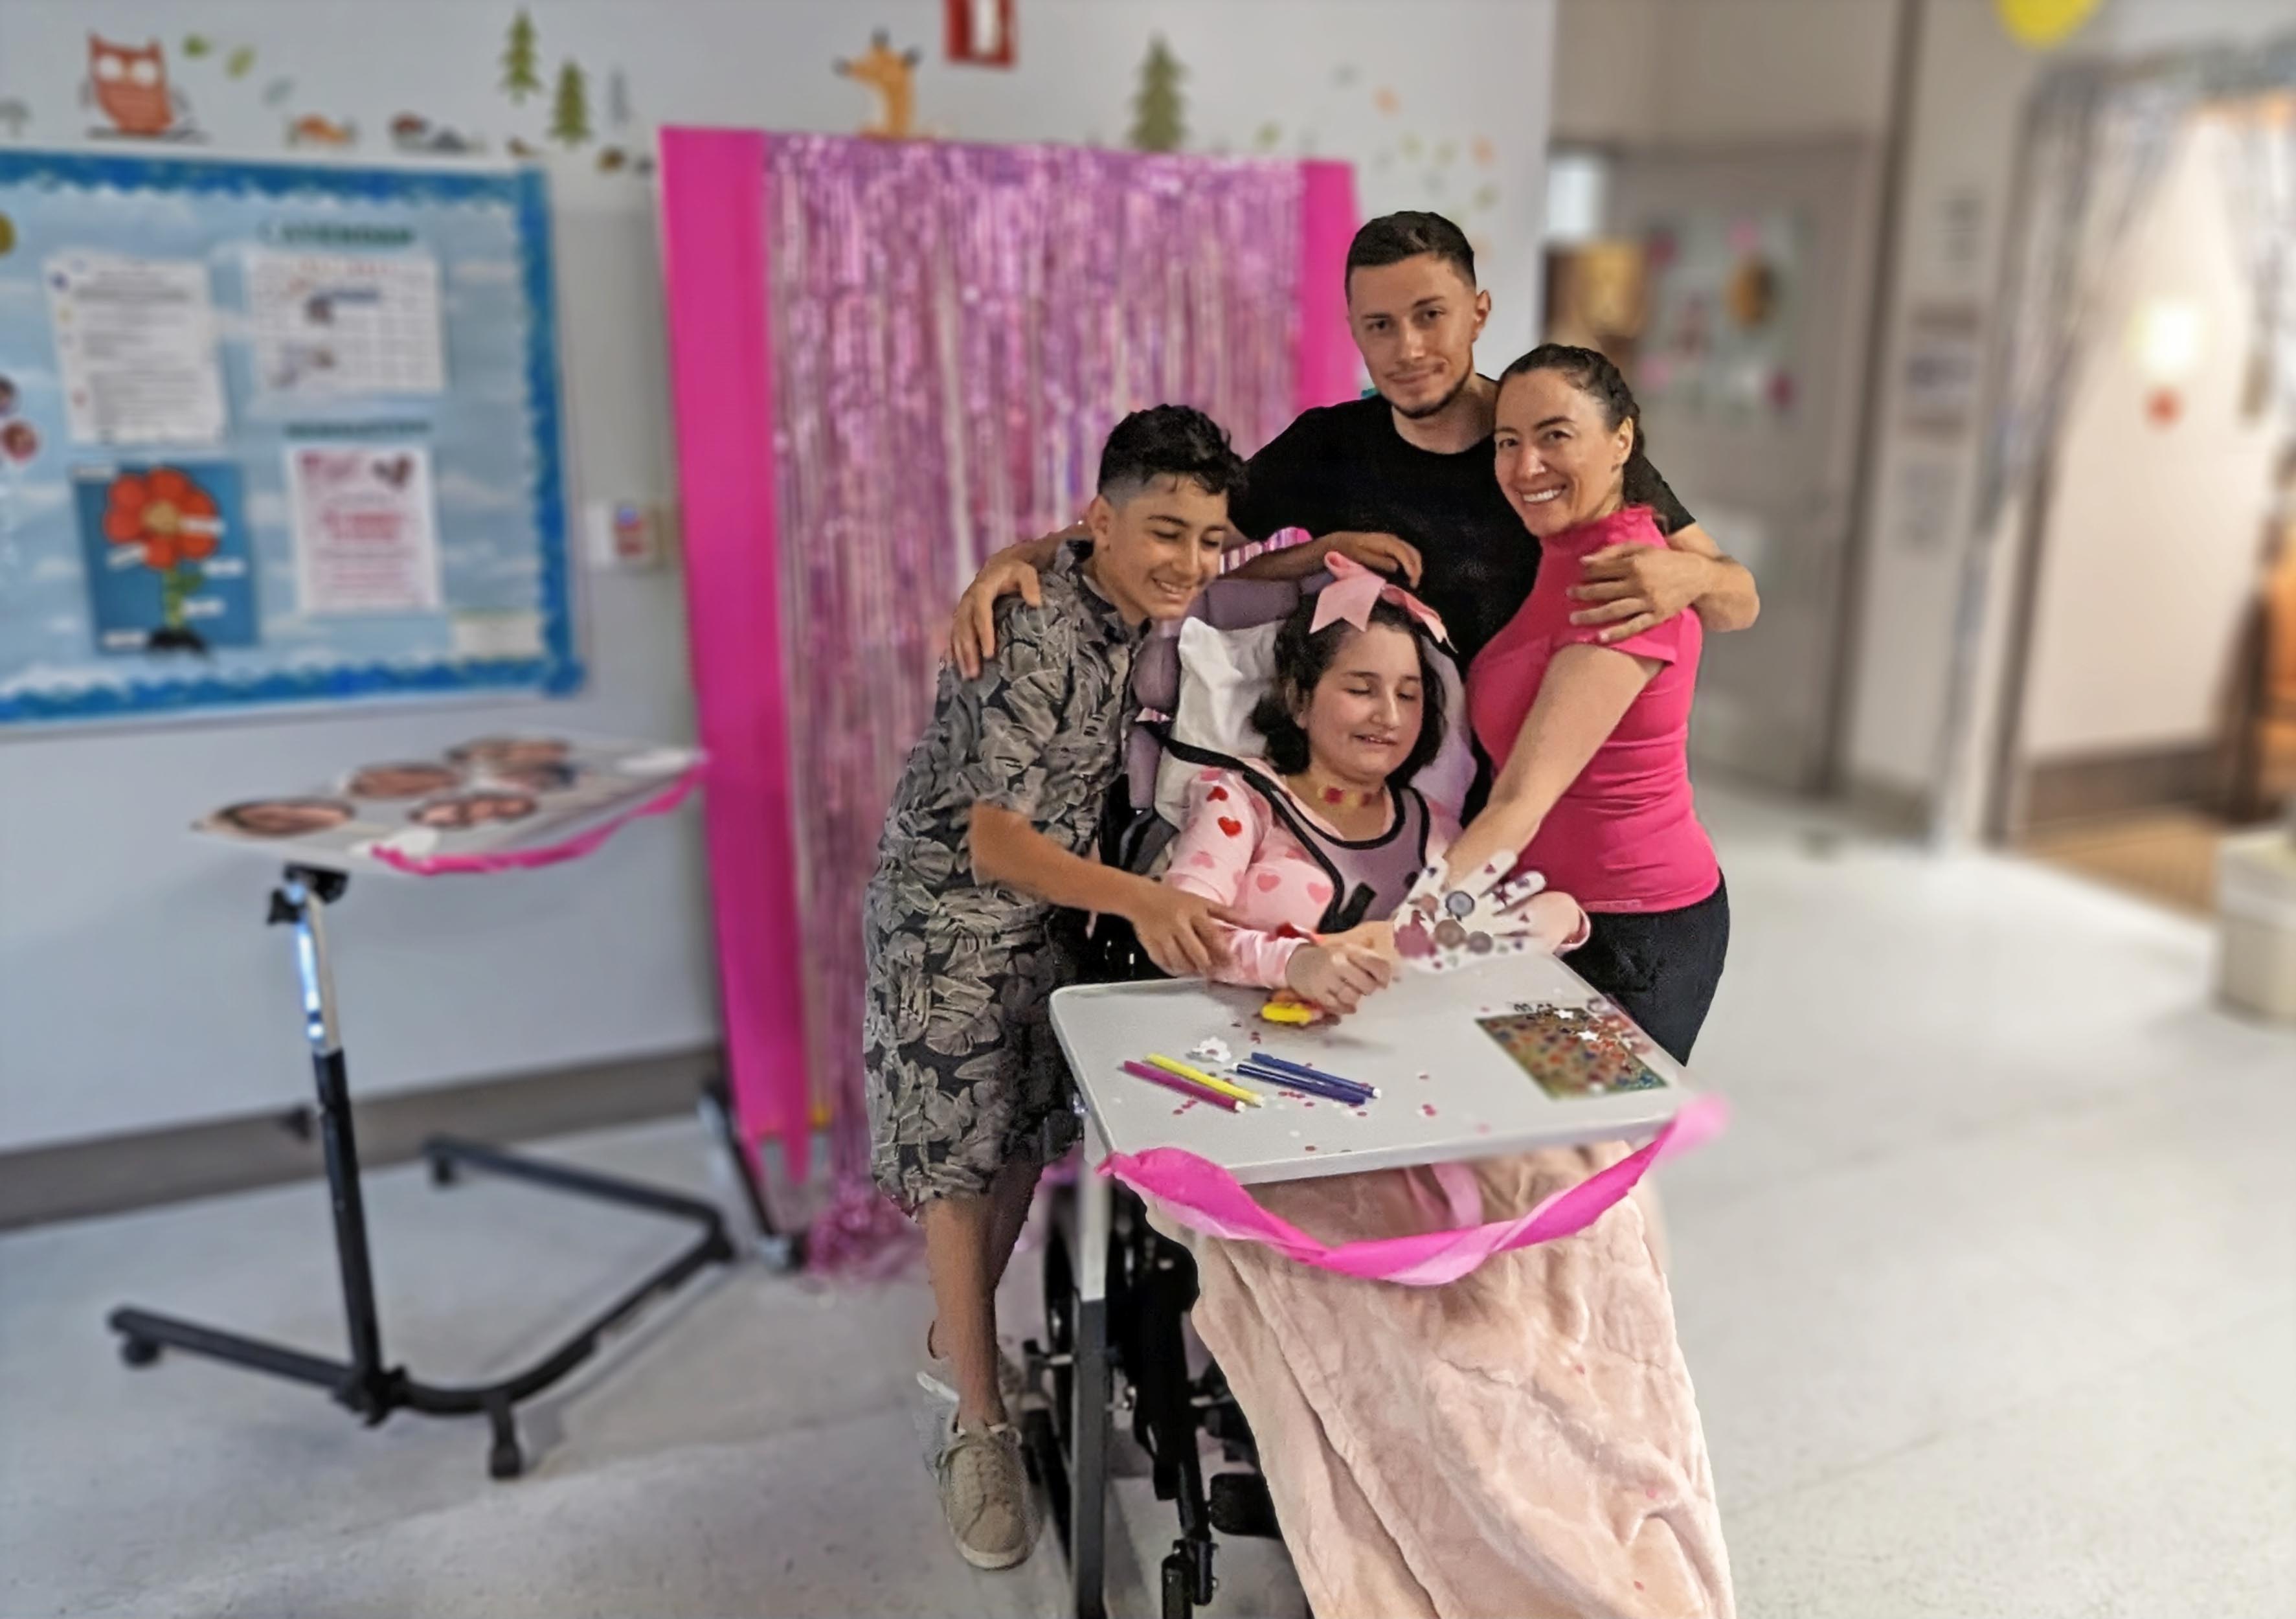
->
xmin=501 ymin=9 xmax=542 ymax=102
xmin=1129 ymin=36 xmax=1186 ymax=152
xmin=549 ymin=60 xmax=591 ymax=146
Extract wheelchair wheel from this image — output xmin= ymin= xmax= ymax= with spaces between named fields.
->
xmin=1162 ymin=1550 xmax=1195 ymax=1619
xmin=1040 ymin=1190 xmax=1077 ymax=1453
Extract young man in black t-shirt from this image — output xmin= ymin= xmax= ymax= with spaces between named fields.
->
xmin=951 ymin=210 xmax=1757 ymax=674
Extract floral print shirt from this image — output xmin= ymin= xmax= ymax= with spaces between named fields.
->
xmin=870 ymin=540 xmax=1143 ymax=938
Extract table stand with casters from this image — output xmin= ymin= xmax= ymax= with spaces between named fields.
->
xmin=108 ymin=863 xmax=769 ymax=1480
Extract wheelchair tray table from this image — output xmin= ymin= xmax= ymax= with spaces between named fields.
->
xmin=1052 ymin=949 xmax=1694 ymax=1183
xmin=1040 ymin=951 xmax=1702 ymax=1618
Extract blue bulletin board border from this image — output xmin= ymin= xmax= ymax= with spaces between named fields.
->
xmin=0 ymin=149 xmax=581 ymax=724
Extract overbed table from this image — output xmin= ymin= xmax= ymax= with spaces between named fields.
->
xmin=107 ymin=748 xmax=794 ymax=1480
xmin=1041 ymin=951 xmax=1698 ymax=1617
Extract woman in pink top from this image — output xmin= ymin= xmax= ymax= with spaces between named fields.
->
xmin=1446 ymin=345 xmax=1729 ymax=1062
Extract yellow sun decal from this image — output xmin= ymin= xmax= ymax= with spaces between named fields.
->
xmin=1996 ymin=0 xmax=2104 ymax=49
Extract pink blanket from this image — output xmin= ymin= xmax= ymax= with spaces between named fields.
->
xmin=1156 ymin=1148 xmax=1734 ymax=1618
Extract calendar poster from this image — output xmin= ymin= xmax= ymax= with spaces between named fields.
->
xmin=245 ymin=247 xmax=446 ymax=396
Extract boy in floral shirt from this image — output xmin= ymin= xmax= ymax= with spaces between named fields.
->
xmin=864 ymin=405 xmax=1244 ymax=1568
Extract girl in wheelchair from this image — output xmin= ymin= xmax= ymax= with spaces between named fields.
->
xmin=1143 ymin=571 xmax=1733 ymax=1618
xmin=1164 ymin=580 xmax=1586 ymax=1017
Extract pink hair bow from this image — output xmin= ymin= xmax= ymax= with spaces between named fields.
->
xmin=1312 ymin=551 xmax=1450 ymax=644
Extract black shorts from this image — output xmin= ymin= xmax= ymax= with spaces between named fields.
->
xmin=1570 ymin=876 xmax=1731 ymax=1065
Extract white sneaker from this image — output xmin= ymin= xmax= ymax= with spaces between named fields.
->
xmin=917 ymin=1344 xmax=1030 ymax=1407
xmin=916 ymin=1346 xmax=1028 ymax=1476
xmin=912 ymin=1371 xmax=956 ymax=1474
xmin=934 ymin=1414 xmax=1036 ymax=1570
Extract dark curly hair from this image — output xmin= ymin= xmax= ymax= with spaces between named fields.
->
xmin=1249 ymin=597 xmax=1448 ymax=787
xmin=1345 ymin=210 xmax=1476 ymax=291
xmin=1498 ymin=342 xmax=1672 ymax=511
xmin=1097 ymin=404 xmax=1248 ymax=503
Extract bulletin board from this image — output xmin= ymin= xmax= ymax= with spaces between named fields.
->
xmin=0 ymin=148 xmax=578 ymax=726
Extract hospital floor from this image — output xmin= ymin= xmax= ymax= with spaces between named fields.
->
xmin=5 ymin=786 xmax=2292 ymax=1619
xmin=2020 ymin=808 xmax=2230 ymax=916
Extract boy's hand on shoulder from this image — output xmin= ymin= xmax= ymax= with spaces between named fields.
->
xmin=951 ymin=539 xmax=1064 ymax=679
xmin=1568 ymin=543 xmax=1707 ymax=640
xmin=1125 ymin=885 xmax=1240 ymax=978
xmin=1325 ymin=531 xmax=1423 ymax=587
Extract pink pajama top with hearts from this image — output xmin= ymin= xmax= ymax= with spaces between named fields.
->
xmin=1164 ymin=765 xmax=1460 ymax=988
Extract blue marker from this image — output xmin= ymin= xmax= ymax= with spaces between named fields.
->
xmin=1244 ymin=1053 xmax=1377 ymax=1102
xmin=1233 ymin=1061 xmax=1366 ymax=1105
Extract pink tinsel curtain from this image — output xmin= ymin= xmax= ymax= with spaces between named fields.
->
xmin=759 ymin=137 xmax=1308 ymax=1185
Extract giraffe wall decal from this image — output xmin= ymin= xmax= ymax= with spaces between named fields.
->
xmin=835 ymin=31 xmax=921 ymax=138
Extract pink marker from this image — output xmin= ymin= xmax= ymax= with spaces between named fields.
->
xmin=1120 ymin=1059 xmax=1239 ymax=1111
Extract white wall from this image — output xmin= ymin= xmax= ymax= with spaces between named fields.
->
xmin=2101 ymin=0 xmax=2296 ymax=54
xmin=0 ymin=0 xmax=1559 ymax=352
xmin=1841 ymin=0 xmax=2047 ymax=801
xmin=2018 ymin=117 xmax=2285 ymax=759
xmin=1551 ymin=0 xmax=1666 ymax=146
xmin=0 ymin=0 xmax=1557 ymax=1150
xmin=1553 ymin=0 xmax=1897 ymax=148
xmin=1643 ymin=0 xmax=1897 ymax=146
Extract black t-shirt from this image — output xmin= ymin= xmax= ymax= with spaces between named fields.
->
xmin=1230 ymin=390 xmax=1694 ymax=663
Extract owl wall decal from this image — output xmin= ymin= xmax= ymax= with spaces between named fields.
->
xmin=85 ymin=36 xmax=193 ymax=141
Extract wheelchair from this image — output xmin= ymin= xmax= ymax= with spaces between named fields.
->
xmin=1020 ymin=813 xmax=1289 ymax=1619
xmin=1022 ymin=1172 xmax=1285 ymax=1619
xmin=1019 ymin=574 xmax=1314 ymax=1619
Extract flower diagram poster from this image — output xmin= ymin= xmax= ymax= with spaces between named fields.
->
xmin=74 ymin=460 xmax=256 ymax=652
xmin=0 ymin=149 xmax=576 ymax=725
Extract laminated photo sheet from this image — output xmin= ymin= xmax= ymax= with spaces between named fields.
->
xmin=193 ymin=734 xmax=699 ymax=868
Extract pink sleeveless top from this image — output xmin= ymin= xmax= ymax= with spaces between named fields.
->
xmin=1465 ymin=505 xmax=1719 ymax=914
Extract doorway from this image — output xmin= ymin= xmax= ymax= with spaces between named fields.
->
xmin=1984 ymin=88 xmax=2296 ymax=912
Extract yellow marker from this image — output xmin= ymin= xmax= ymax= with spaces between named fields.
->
xmin=1145 ymin=1052 xmax=1263 ymax=1107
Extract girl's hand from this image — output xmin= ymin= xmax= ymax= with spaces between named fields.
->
xmin=1520 ymin=890 xmax=1590 ymax=955
xmin=1318 ymin=919 xmax=1397 ymax=961
xmin=1126 ymin=886 xmax=1239 ymax=978
xmin=1284 ymin=942 xmax=1393 ymax=1016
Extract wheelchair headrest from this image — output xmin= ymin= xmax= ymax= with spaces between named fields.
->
xmin=1122 ymin=569 xmax=1476 ymax=831
xmin=1129 ymin=574 xmax=1317 ymax=716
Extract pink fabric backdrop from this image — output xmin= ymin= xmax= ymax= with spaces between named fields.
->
xmin=1296 ymin=161 xmax=1365 ymax=413
xmin=658 ymin=131 xmax=1358 ymax=1194
xmin=658 ymin=128 xmax=814 ymax=1179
